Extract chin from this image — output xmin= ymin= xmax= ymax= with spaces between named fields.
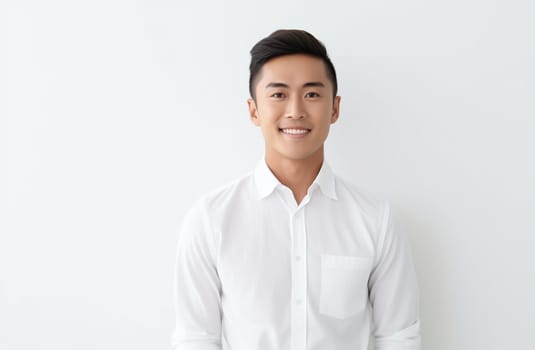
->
xmin=283 ymin=152 xmax=320 ymax=162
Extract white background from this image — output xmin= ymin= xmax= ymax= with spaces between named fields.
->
xmin=3 ymin=1 xmax=535 ymax=349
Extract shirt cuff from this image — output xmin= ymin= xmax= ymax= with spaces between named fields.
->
xmin=173 ymin=340 xmax=222 ymax=350
xmin=375 ymin=321 xmax=421 ymax=350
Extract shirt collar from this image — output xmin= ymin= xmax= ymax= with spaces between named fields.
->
xmin=313 ymin=161 xmax=337 ymax=200
xmin=253 ymin=159 xmax=337 ymax=200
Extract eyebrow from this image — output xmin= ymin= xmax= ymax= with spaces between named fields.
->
xmin=265 ymin=81 xmax=325 ymax=89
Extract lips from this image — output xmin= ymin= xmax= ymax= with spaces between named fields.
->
xmin=279 ymin=128 xmax=311 ymax=135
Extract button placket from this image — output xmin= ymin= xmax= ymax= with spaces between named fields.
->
xmin=290 ymin=207 xmax=307 ymax=350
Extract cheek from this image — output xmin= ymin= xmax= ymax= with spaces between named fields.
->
xmin=263 ymin=102 xmax=285 ymax=115
xmin=258 ymin=104 xmax=285 ymax=123
xmin=315 ymin=106 xmax=335 ymax=123
xmin=310 ymin=102 xmax=332 ymax=115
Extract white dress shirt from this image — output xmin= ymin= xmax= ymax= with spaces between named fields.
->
xmin=173 ymin=160 xmax=420 ymax=350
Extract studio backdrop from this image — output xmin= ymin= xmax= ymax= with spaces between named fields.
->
xmin=3 ymin=1 xmax=534 ymax=349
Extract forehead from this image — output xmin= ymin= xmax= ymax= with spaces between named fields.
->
xmin=257 ymin=54 xmax=330 ymax=85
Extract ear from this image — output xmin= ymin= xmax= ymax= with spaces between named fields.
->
xmin=247 ymin=98 xmax=261 ymax=126
xmin=330 ymin=95 xmax=341 ymax=124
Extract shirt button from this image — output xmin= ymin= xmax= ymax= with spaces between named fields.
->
xmin=296 ymin=299 xmax=302 ymax=305
xmin=295 ymin=256 xmax=302 ymax=262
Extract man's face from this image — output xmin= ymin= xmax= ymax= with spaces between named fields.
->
xmin=248 ymin=54 xmax=340 ymax=165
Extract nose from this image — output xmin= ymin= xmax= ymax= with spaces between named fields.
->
xmin=285 ymin=96 xmax=306 ymax=119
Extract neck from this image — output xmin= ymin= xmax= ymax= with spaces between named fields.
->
xmin=265 ymin=150 xmax=324 ymax=204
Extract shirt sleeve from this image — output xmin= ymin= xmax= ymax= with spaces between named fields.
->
xmin=172 ymin=200 xmax=222 ymax=350
xmin=368 ymin=202 xmax=421 ymax=350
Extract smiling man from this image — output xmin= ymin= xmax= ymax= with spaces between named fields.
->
xmin=173 ymin=29 xmax=421 ymax=350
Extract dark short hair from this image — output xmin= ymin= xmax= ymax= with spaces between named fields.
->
xmin=249 ymin=29 xmax=338 ymax=99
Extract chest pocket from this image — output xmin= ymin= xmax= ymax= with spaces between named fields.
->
xmin=319 ymin=254 xmax=372 ymax=319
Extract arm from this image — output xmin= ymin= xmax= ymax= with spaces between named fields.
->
xmin=172 ymin=200 xmax=222 ymax=350
xmin=368 ymin=202 xmax=421 ymax=350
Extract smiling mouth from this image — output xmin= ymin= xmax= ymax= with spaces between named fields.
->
xmin=279 ymin=128 xmax=311 ymax=135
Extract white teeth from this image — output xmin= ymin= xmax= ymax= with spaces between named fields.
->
xmin=281 ymin=128 xmax=309 ymax=135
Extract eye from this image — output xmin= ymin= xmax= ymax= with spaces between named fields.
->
xmin=305 ymin=91 xmax=320 ymax=98
xmin=270 ymin=92 xmax=285 ymax=99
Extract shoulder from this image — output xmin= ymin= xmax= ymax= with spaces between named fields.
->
xmin=333 ymin=175 xmax=398 ymax=252
xmin=185 ymin=171 xmax=255 ymax=219
xmin=334 ymin=174 xmax=389 ymax=216
xmin=178 ymin=171 xmax=255 ymax=241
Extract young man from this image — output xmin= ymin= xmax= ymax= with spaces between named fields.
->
xmin=173 ymin=29 xmax=420 ymax=350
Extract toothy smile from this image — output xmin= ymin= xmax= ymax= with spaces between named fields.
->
xmin=280 ymin=128 xmax=311 ymax=135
